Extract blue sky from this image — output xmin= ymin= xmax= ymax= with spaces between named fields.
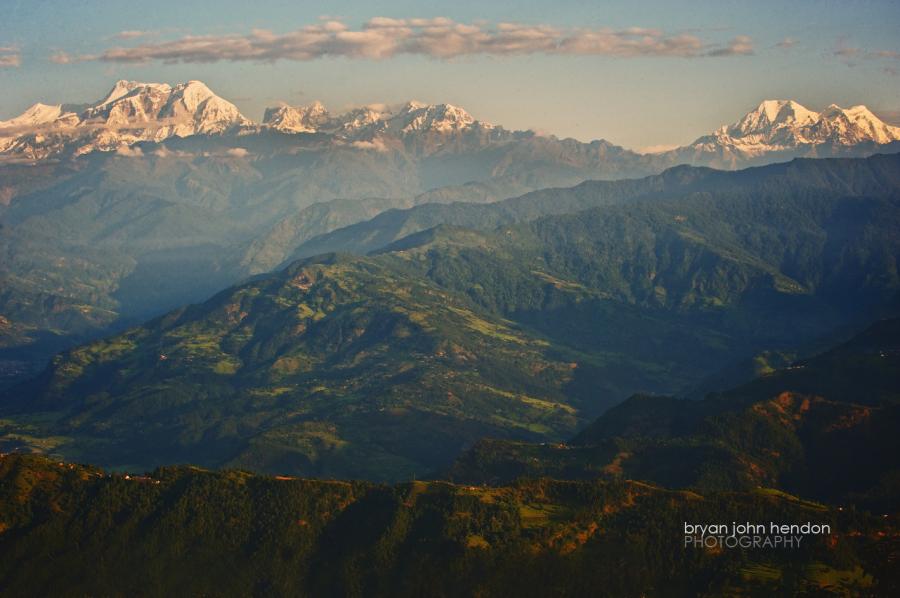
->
xmin=2 ymin=0 xmax=899 ymax=150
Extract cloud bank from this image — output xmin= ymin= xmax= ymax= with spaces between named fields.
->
xmin=61 ymin=18 xmax=754 ymax=64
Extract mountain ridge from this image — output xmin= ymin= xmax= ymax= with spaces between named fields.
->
xmin=3 ymin=81 xmax=899 ymax=166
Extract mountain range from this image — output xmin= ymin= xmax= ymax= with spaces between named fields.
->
xmin=1 ymin=81 xmax=899 ymax=418
xmin=2 ymin=81 xmax=899 ymax=165
xmin=1 ymin=80 xmax=899 ymax=594
xmin=0 ymin=80 xmax=249 ymax=161
xmin=3 ymin=153 xmax=899 ymax=480
xmin=0 ymin=80 xmax=548 ymax=163
xmin=671 ymin=99 xmax=900 ymax=168
xmin=1 ymin=89 xmax=898 ymax=372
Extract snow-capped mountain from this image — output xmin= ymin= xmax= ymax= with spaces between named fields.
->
xmin=0 ymin=80 xmax=249 ymax=160
xmin=810 ymin=104 xmax=900 ymax=145
xmin=0 ymin=103 xmax=79 ymax=130
xmin=2 ymin=81 xmax=899 ymax=168
xmin=258 ymin=98 xmax=504 ymax=157
xmin=262 ymin=101 xmax=330 ymax=133
xmin=0 ymin=79 xmax=499 ymax=161
xmin=262 ymin=99 xmax=492 ymax=139
xmin=681 ymin=99 xmax=900 ymax=164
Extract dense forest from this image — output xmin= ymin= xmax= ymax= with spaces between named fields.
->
xmin=0 ymin=453 xmax=895 ymax=597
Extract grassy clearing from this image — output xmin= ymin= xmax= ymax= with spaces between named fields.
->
xmin=519 ymin=502 xmax=572 ymax=529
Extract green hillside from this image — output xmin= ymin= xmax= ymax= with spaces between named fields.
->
xmin=448 ymin=318 xmax=900 ymax=511
xmin=2 ymin=154 xmax=900 ymax=480
xmin=291 ymin=152 xmax=900 ymax=260
xmin=2 ymin=255 xmax=609 ymax=479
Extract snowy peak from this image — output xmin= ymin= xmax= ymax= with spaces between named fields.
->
xmin=0 ymin=103 xmax=68 ymax=129
xmin=171 ymin=80 xmax=214 ymax=111
xmin=334 ymin=106 xmax=390 ymax=135
xmin=162 ymin=80 xmax=248 ymax=134
xmin=0 ymin=79 xmax=250 ymax=160
xmin=263 ymin=101 xmax=329 ymax=133
xmin=82 ymin=81 xmax=178 ymax=126
xmin=695 ymin=99 xmax=900 ymax=158
xmin=96 ymin=80 xmax=172 ymax=107
xmin=83 ymin=79 xmax=248 ymax=132
xmin=813 ymin=104 xmax=900 ymax=144
xmin=395 ymin=102 xmax=479 ymax=133
xmin=728 ymin=100 xmax=818 ymax=136
xmin=262 ymin=100 xmax=489 ymax=139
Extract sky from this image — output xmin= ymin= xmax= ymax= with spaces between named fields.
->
xmin=1 ymin=0 xmax=899 ymax=151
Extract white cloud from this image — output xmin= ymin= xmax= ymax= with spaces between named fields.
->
xmin=58 ymin=18 xmax=754 ymax=64
xmin=49 ymin=51 xmax=72 ymax=64
xmin=225 ymin=147 xmax=249 ymax=157
xmin=0 ymin=47 xmax=20 ymax=68
xmin=705 ymin=35 xmax=754 ymax=57
xmin=639 ymin=143 xmax=681 ymax=154
xmin=350 ymin=139 xmax=389 ymax=152
xmin=115 ymin=145 xmax=144 ymax=157
xmin=114 ymin=30 xmax=154 ymax=40
xmin=151 ymin=147 xmax=192 ymax=158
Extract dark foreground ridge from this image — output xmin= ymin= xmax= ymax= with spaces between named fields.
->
xmin=0 ymin=453 xmax=896 ymax=597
